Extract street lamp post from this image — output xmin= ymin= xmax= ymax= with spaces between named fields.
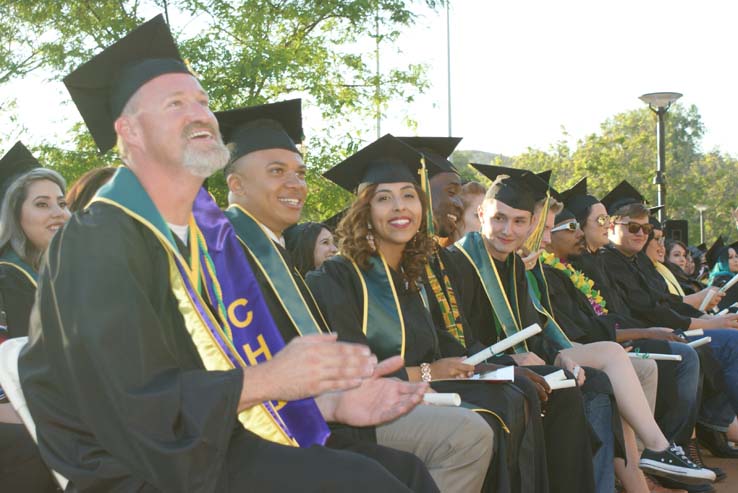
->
xmin=695 ymin=205 xmax=708 ymax=244
xmin=639 ymin=92 xmax=683 ymax=223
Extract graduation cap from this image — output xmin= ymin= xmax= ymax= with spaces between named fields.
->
xmin=600 ymin=180 xmax=646 ymax=215
xmin=63 ymin=15 xmax=192 ymax=153
xmin=706 ymin=236 xmax=725 ymax=269
xmin=534 ymin=169 xmax=562 ymax=201
xmin=216 ymin=99 xmax=303 ymax=165
xmin=559 ymin=177 xmax=600 ymax=220
xmin=397 ymin=137 xmax=462 ymax=176
xmin=649 ymin=205 xmax=664 ymax=216
xmin=322 ymin=208 xmax=347 ymax=232
xmin=554 ymin=207 xmax=576 ymax=225
xmin=323 ymin=134 xmax=437 ymax=192
xmin=469 ymin=164 xmax=549 ymax=213
xmin=0 ymin=142 xmax=41 ymax=206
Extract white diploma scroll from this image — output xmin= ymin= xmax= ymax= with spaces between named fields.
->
xmin=699 ymin=288 xmax=718 ymax=312
xmin=687 ymin=336 xmax=712 ymax=349
xmin=683 ymin=329 xmax=704 ymax=337
xmin=547 ymin=379 xmax=577 ymax=390
xmin=423 ymin=393 xmax=462 ymax=407
xmin=719 ymin=274 xmax=738 ymax=293
xmin=463 ymin=324 xmax=543 ymax=366
xmin=628 ymin=352 xmax=682 ymax=361
xmin=473 ymin=365 xmax=515 ymax=382
xmin=543 ymin=369 xmax=566 ymax=384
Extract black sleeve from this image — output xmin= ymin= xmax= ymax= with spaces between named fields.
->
xmin=0 ymin=265 xmax=36 ymax=339
xmin=19 ymin=206 xmax=244 ymax=491
xmin=600 ymin=251 xmax=691 ymax=330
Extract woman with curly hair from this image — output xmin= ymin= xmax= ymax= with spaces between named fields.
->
xmin=307 ymin=135 xmax=561 ymax=493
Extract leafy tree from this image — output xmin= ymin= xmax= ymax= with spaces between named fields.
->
xmin=0 ymin=0 xmax=441 ymax=214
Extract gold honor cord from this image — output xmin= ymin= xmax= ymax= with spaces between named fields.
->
xmin=417 ymin=156 xmax=435 ymax=237
xmin=523 ymin=192 xmax=551 ymax=253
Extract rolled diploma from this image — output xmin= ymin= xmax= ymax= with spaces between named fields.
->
xmin=628 ymin=353 xmax=682 ymax=361
xmin=463 ymin=324 xmax=543 ymax=366
xmin=717 ymin=308 xmax=729 ymax=316
xmin=683 ymin=329 xmax=703 ymax=337
xmin=720 ymin=273 xmax=738 ymax=293
xmin=423 ymin=393 xmax=461 ymax=406
xmin=688 ymin=336 xmax=712 ymax=349
xmin=699 ymin=288 xmax=717 ymax=311
xmin=547 ymin=379 xmax=577 ymax=390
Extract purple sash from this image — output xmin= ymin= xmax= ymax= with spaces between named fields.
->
xmin=181 ymin=189 xmax=330 ymax=446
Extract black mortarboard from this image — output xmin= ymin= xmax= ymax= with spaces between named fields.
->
xmin=648 ymin=216 xmax=662 ymax=230
xmin=649 ymin=205 xmax=664 ymax=215
xmin=534 ymin=169 xmax=562 ymax=201
xmin=469 ymin=164 xmax=549 ymax=213
xmin=397 ymin=137 xmax=462 ymax=176
xmin=559 ymin=177 xmax=600 ymax=221
xmin=600 ymin=180 xmax=646 ymax=215
xmin=322 ymin=208 xmax=347 ymax=232
xmin=554 ymin=208 xmax=576 ymax=225
xmin=216 ymin=99 xmax=303 ymax=165
xmin=696 ymin=243 xmax=707 ymax=253
xmin=323 ymin=134 xmax=436 ymax=192
xmin=706 ymin=236 xmax=725 ymax=269
xmin=0 ymin=142 xmax=41 ymax=206
xmin=64 ymin=15 xmax=191 ymax=153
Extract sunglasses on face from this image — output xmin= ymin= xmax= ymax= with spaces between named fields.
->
xmin=551 ymin=221 xmax=580 ymax=233
xmin=594 ymin=214 xmax=611 ymax=226
xmin=614 ymin=221 xmax=654 ymax=235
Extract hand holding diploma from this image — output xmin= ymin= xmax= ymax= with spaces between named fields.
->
xmin=463 ymin=324 xmax=543 ymax=366
xmin=543 ymin=369 xmax=577 ymax=390
xmin=699 ymin=287 xmax=719 ymax=312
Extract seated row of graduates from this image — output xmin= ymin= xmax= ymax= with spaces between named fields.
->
xmin=3 ymin=14 xmax=738 ymax=493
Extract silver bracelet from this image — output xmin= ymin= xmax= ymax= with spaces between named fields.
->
xmin=420 ymin=362 xmax=432 ymax=382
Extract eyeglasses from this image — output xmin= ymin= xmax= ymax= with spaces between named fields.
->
xmin=595 ymin=214 xmax=611 ymax=226
xmin=551 ymin=221 xmax=580 ymax=233
xmin=614 ymin=221 xmax=654 ymax=235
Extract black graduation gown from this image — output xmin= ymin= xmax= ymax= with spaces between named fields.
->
xmin=444 ymin=247 xmax=606 ymax=492
xmin=0 ymin=260 xmax=36 ymax=339
xmin=0 ymin=254 xmax=58 ymax=492
xmin=18 ymin=203 xmax=420 ymax=493
xmin=665 ymin=262 xmax=704 ymax=296
xmin=240 ymin=243 xmax=437 ymax=492
xmin=307 ymin=254 xmax=551 ymax=493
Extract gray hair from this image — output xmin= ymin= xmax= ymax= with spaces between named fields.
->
xmin=0 ymin=168 xmax=67 ymax=268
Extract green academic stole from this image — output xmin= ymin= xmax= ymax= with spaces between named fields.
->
xmin=225 ymin=205 xmax=325 ymax=336
xmin=0 ymin=249 xmax=38 ymax=288
xmin=90 ymin=168 xmax=308 ymax=447
xmin=527 ymin=265 xmax=573 ymax=350
xmin=454 ymin=232 xmax=528 ymax=353
xmin=344 ymin=254 xmax=412 ymax=360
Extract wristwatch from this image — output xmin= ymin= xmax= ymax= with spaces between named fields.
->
xmin=420 ymin=362 xmax=432 ymax=382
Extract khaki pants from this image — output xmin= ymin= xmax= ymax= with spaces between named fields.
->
xmin=377 ymin=404 xmax=494 ymax=493
xmin=631 ymin=358 xmax=659 ymax=452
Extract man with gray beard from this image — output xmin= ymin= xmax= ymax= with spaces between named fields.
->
xmin=18 ymin=16 xmax=434 ymax=492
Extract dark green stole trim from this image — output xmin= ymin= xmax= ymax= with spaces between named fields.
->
xmin=526 ymin=267 xmax=573 ymax=350
xmin=225 ymin=206 xmax=321 ymax=336
xmin=454 ymin=232 xmax=527 ymax=353
xmin=94 ymin=168 xmax=178 ymax=251
xmin=0 ymin=249 xmax=38 ymax=288
xmin=347 ymin=254 xmax=418 ymax=361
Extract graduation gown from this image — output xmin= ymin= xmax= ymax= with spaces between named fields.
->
xmin=0 ymin=249 xmax=37 ymax=339
xmin=228 ymin=215 xmax=435 ymax=490
xmin=18 ymin=199 xmax=424 ymax=493
xmin=307 ymin=254 xmax=551 ymax=493
xmin=0 ymin=249 xmax=57 ymax=493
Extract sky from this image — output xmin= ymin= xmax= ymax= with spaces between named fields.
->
xmin=4 ymin=0 xmax=738 ymax=158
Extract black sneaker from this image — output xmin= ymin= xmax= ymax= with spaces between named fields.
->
xmin=640 ymin=443 xmax=716 ymax=484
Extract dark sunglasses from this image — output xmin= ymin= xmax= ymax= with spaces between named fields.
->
xmin=614 ymin=221 xmax=654 ymax=235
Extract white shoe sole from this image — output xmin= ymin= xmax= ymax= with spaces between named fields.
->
xmin=639 ymin=459 xmax=716 ymax=485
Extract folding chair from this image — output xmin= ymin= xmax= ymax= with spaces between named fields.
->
xmin=0 ymin=337 xmax=69 ymax=489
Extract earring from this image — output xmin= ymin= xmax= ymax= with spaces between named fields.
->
xmin=366 ymin=222 xmax=376 ymax=252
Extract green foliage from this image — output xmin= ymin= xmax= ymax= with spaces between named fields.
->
xmin=505 ymin=104 xmax=737 ymax=244
xmin=0 ymin=0 xmax=439 ymax=212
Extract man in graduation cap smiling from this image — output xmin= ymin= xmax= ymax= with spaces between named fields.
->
xmin=18 ymin=15 xmax=434 ymax=492
xmin=219 ymin=102 xmax=488 ymax=492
